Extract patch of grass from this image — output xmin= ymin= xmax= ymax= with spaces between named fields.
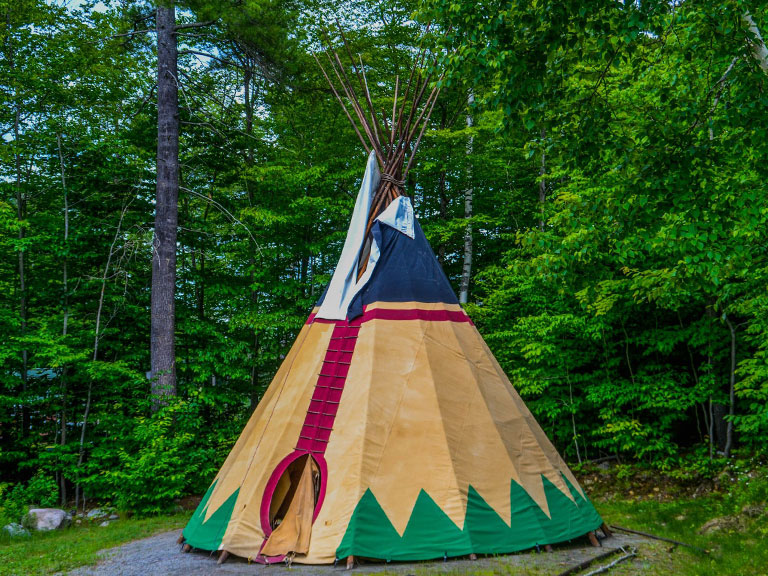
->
xmin=0 ymin=512 xmax=190 ymax=576
xmin=598 ymin=495 xmax=765 ymax=576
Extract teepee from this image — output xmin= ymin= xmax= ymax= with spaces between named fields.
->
xmin=181 ymin=35 xmax=603 ymax=565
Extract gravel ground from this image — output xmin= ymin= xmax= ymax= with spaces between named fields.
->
xmin=64 ymin=530 xmax=652 ymax=576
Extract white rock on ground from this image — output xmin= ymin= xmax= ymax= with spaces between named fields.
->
xmin=24 ymin=508 xmax=69 ymax=531
xmin=2 ymin=523 xmax=30 ymax=537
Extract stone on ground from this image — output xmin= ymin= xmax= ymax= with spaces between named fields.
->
xmin=87 ymin=508 xmax=107 ymax=520
xmin=698 ymin=515 xmax=743 ymax=534
xmin=2 ymin=523 xmax=30 ymax=538
xmin=23 ymin=508 xmax=69 ymax=531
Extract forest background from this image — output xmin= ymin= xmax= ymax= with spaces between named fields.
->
xmin=2 ymin=0 xmax=768 ymax=516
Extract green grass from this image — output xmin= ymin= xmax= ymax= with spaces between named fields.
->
xmin=1 ymin=467 xmax=766 ymax=576
xmin=595 ymin=496 xmax=766 ymax=576
xmin=0 ymin=513 xmax=190 ymax=576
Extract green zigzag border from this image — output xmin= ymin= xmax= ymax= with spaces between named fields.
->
xmin=336 ymin=474 xmax=602 ymax=561
xmin=183 ymin=479 xmax=239 ymax=551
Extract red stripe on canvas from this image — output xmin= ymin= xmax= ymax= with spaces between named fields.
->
xmin=306 ymin=306 xmax=472 ymax=325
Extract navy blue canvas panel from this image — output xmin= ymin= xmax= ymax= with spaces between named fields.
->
xmin=346 ymin=219 xmax=459 ymax=319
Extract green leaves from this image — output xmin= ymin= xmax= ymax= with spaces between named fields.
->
xmin=425 ymin=0 xmax=768 ymax=464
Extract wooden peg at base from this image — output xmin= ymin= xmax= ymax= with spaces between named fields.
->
xmin=469 ymin=553 xmax=477 ymax=560
xmin=545 ymin=545 xmax=553 ymax=553
xmin=587 ymin=531 xmax=601 ymax=547
xmin=182 ymin=544 xmax=191 ymax=553
xmin=601 ymin=522 xmax=613 ymax=537
xmin=217 ymin=550 xmax=230 ymax=565
xmin=346 ymin=555 xmax=356 ymax=570
xmin=176 ymin=534 xmax=184 ymax=545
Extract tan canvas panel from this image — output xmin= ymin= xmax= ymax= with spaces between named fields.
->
xmin=424 ymin=319 xmax=523 ymax=525
xmin=201 ymin=323 xmax=313 ymax=519
xmin=468 ymin=324 xmax=586 ymax=500
xmin=220 ymin=322 xmax=335 ymax=557
xmin=299 ymin=321 xmax=376 ymax=563
xmin=363 ymin=318 xmax=464 ymax=534
xmin=189 ymin=312 xmax=594 ymax=563
xmin=260 ymin=457 xmax=318 ymax=556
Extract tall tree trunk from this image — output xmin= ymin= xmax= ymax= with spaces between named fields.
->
xmin=437 ymin=170 xmax=447 ymax=266
xmin=458 ymin=92 xmax=474 ymax=305
xmin=151 ymin=3 xmax=179 ymax=407
xmin=76 ymin=204 xmax=129 ymax=511
xmin=705 ymin=306 xmax=715 ymax=459
xmin=708 ymin=397 xmax=715 ymax=459
xmin=713 ymin=402 xmax=728 ymax=453
xmin=196 ymin=190 xmax=212 ymax=321
xmin=723 ymin=316 xmax=737 ymax=457
xmin=539 ymin=128 xmax=546 ymax=232
xmin=244 ymin=63 xmax=262 ymax=411
xmin=8 ymin=14 xmax=29 ymax=439
xmin=57 ymin=132 xmax=69 ymax=506
xmin=742 ymin=11 xmax=768 ymax=73
xmin=15 ymin=102 xmax=29 ymax=439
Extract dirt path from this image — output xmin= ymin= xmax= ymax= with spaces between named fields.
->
xmin=64 ymin=530 xmax=653 ymax=576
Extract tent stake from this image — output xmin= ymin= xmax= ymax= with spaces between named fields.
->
xmin=217 ymin=550 xmax=230 ymax=565
xmin=588 ymin=531 xmax=601 ymax=547
xmin=346 ymin=555 xmax=356 ymax=570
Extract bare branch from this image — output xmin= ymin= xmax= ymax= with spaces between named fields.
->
xmin=108 ymin=28 xmax=154 ymax=40
xmin=180 ymin=186 xmax=261 ymax=252
xmin=179 ymin=49 xmax=242 ymax=69
xmin=174 ymin=20 xmax=216 ymax=31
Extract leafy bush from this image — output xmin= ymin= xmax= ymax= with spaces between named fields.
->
xmin=23 ymin=473 xmax=59 ymax=508
xmin=94 ymin=396 xmax=220 ymax=515
xmin=0 ymin=472 xmax=58 ymax=527
xmin=0 ymin=484 xmax=24 ymax=527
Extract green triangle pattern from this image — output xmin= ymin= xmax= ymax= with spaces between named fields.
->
xmin=183 ymin=479 xmax=240 ymax=551
xmin=336 ymin=476 xmax=602 ymax=561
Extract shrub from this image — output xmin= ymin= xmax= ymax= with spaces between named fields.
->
xmin=97 ymin=396 xmax=219 ymax=515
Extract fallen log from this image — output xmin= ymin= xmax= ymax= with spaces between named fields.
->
xmin=554 ymin=548 xmax=621 ymax=576
xmin=609 ymin=525 xmax=708 ymax=554
xmin=582 ymin=548 xmax=637 ymax=576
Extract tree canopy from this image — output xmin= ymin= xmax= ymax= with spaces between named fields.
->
xmin=1 ymin=0 xmax=767 ymax=512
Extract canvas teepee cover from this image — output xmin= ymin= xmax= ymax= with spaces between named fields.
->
xmin=182 ymin=39 xmax=602 ymax=564
xmin=181 ymin=151 xmax=602 ymax=563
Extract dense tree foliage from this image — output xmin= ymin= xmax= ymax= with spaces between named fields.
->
xmin=1 ymin=0 xmax=767 ymax=513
